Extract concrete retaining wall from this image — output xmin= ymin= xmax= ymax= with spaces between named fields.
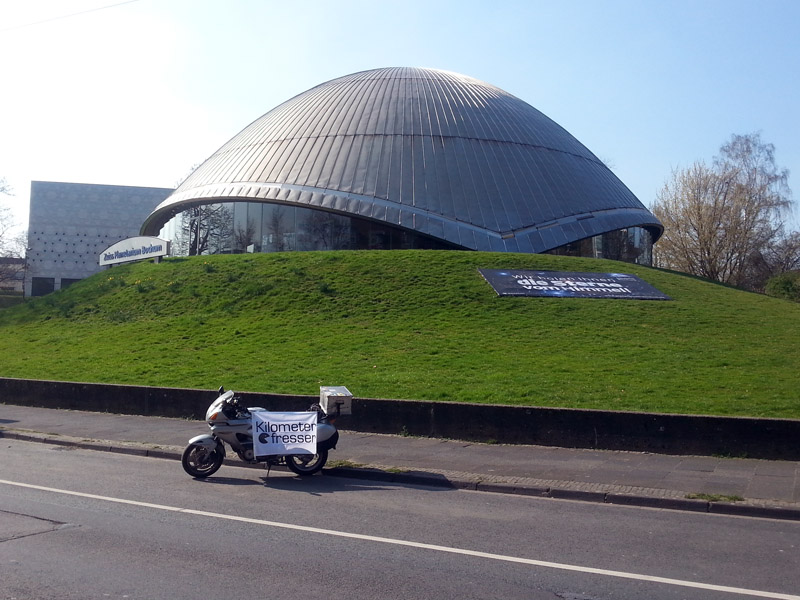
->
xmin=2 ymin=377 xmax=798 ymax=459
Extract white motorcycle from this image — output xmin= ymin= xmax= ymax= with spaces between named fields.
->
xmin=181 ymin=387 xmax=339 ymax=478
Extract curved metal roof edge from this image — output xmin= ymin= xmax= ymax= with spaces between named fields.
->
xmin=140 ymin=182 xmax=663 ymax=252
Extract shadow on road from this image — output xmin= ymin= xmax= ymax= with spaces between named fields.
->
xmin=184 ymin=468 xmax=454 ymax=496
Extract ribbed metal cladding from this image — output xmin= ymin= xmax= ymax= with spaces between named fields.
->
xmin=141 ymin=67 xmax=662 ymax=251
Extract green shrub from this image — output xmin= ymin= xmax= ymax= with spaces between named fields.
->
xmin=765 ymin=271 xmax=800 ymax=302
xmin=0 ymin=294 xmax=24 ymax=309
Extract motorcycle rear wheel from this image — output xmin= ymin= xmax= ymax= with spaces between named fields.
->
xmin=286 ymin=450 xmax=328 ymax=476
xmin=182 ymin=443 xmax=224 ymax=478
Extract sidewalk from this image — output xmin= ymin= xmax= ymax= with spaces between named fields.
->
xmin=2 ymin=404 xmax=799 ymax=520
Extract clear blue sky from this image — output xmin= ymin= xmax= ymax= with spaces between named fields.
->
xmin=2 ymin=0 xmax=798 ymax=233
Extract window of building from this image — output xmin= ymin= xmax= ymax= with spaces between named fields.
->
xmin=31 ymin=277 xmax=55 ymax=297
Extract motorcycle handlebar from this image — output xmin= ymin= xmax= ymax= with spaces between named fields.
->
xmin=217 ymin=388 xmax=336 ymax=421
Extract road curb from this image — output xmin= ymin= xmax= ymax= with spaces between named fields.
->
xmin=707 ymin=501 xmax=800 ymax=521
xmin=4 ymin=428 xmax=799 ymax=521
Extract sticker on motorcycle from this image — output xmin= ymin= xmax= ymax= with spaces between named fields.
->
xmin=252 ymin=411 xmax=318 ymax=457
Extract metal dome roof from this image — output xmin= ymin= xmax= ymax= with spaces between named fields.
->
xmin=142 ymin=67 xmax=662 ymax=252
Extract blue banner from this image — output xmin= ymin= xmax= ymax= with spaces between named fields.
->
xmin=479 ymin=269 xmax=671 ymax=300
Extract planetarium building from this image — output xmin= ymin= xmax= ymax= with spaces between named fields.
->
xmin=141 ymin=68 xmax=662 ymax=264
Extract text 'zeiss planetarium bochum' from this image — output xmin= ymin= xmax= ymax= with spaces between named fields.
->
xmin=141 ymin=67 xmax=662 ymax=264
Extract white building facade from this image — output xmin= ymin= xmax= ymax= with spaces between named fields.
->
xmin=26 ymin=181 xmax=173 ymax=297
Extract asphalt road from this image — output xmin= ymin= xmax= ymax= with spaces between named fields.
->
xmin=1 ymin=439 xmax=798 ymax=600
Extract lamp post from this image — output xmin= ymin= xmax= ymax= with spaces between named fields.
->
xmin=22 ymin=247 xmax=31 ymax=299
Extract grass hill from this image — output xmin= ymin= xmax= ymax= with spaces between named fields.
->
xmin=1 ymin=250 xmax=798 ymax=419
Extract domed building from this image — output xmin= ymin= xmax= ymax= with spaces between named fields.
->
xmin=141 ymin=67 xmax=662 ymax=264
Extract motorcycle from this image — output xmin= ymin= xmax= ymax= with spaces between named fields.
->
xmin=181 ymin=387 xmax=339 ymax=478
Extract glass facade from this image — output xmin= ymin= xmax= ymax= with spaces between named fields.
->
xmin=547 ymin=227 xmax=654 ymax=265
xmin=159 ymin=201 xmax=653 ymax=265
xmin=158 ymin=202 xmax=460 ymax=256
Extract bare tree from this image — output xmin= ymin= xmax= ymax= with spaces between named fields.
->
xmin=267 ymin=206 xmax=288 ymax=252
xmin=652 ymin=133 xmax=794 ymax=290
xmin=1 ymin=180 xmax=26 ymax=287
xmin=305 ymin=210 xmax=351 ymax=250
xmin=746 ymin=231 xmax=800 ymax=291
xmin=1 ymin=179 xmax=19 ymax=251
xmin=179 ymin=204 xmax=233 ymax=255
xmin=0 ymin=204 xmax=18 ymax=254
xmin=233 ymin=218 xmax=257 ymax=253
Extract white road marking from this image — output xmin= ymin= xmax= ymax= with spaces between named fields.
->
xmin=1 ymin=478 xmax=797 ymax=600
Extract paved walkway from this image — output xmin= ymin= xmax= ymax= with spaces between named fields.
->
xmin=2 ymin=404 xmax=799 ymax=520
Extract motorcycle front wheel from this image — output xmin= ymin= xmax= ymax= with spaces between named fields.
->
xmin=286 ymin=450 xmax=328 ymax=476
xmin=181 ymin=443 xmax=224 ymax=478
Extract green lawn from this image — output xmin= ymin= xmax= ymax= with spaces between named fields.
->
xmin=1 ymin=250 xmax=798 ymax=419
xmin=0 ymin=294 xmax=23 ymax=309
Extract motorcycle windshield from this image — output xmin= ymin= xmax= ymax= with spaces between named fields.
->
xmin=206 ymin=391 xmax=235 ymax=421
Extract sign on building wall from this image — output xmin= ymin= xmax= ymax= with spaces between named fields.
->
xmin=99 ymin=237 xmax=170 ymax=266
xmin=479 ymin=269 xmax=671 ymax=300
